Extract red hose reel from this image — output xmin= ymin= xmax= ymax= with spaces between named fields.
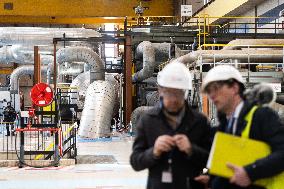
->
xmin=30 ymin=83 xmax=54 ymax=107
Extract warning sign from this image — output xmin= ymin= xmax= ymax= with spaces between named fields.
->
xmin=181 ymin=5 xmax=192 ymax=17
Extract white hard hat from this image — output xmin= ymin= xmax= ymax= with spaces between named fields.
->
xmin=157 ymin=62 xmax=192 ymax=90
xmin=202 ymin=65 xmax=244 ymax=91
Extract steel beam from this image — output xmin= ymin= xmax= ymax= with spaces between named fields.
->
xmin=0 ymin=1 xmax=173 ymax=17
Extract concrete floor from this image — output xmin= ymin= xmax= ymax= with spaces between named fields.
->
xmin=0 ymin=134 xmax=148 ymax=189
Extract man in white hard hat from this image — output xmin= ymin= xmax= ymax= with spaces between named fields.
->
xmin=130 ymin=62 xmax=211 ymax=189
xmin=201 ymin=65 xmax=284 ymax=189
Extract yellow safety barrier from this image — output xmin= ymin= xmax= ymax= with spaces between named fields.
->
xmin=34 ymin=125 xmax=75 ymax=160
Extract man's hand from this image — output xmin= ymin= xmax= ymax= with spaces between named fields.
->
xmin=153 ymin=135 xmax=175 ymax=158
xmin=194 ymin=175 xmax=210 ymax=185
xmin=227 ymin=163 xmax=251 ymax=187
xmin=173 ymin=134 xmax=192 ymax=155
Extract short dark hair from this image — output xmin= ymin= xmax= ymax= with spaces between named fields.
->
xmin=221 ymin=79 xmax=245 ymax=99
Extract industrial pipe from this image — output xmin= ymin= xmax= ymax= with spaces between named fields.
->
xmin=133 ymin=41 xmax=184 ymax=82
xmin=130 ymin=106 xmax=153 ymax=134
xmin=79 ymin=78 xmax=119 ymax=138
xmin=223 ymin=39 xmax=284 ymax=50
xmin=175 ymin=49 xmax=284 ymax=65
xmin=10 ymin=65 xmax=48 ymax=92
xmin=0 ymin=27 xmax=101 ymax=46
xmin=56 ymin=47 xmax=105 ymax=82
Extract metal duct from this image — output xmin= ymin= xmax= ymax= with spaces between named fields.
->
xmin=146 ymin=91 xmax=159 ymax=106
xmin=0 ymin=27 xmax=101 ymax=46
xmin=133 ymin=41 xmax=155 ymax=82
xmin=9 ymin=62 xmax=84 ymax=91
xmin=79 ymin=80 xmax=118 ymax=138
xmin=70 ymin=72 xmax=119 ymax=114
xmin=70 ymin=72 xmax=91 ymax=110
xmin=130 ymin=106 xmax=153 ymax=134
xmin=133 ymin=41 xmax=184 ymax=82
xmin=59 ymin=62 xmax=84 ymax=76
xmin=10 ymin=65 xmax=48 ymax=92
xmin=57 ymin=47 xmax=105 ymax=82
xmin=223 ymin=39 xmax=284 ymax=50
xmin=176 ymin=49 xmax=284 ymax=65
xmin=0 ymin=45 xmax=54 ymax=64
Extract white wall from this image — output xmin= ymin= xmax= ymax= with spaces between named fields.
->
xmin=230 ymin=0 xmax=284 ymax=34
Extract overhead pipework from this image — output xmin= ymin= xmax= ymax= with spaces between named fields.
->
xmin=0 ymin=45 xmax=54 ymax=64
xmin=0 ymin=27 xmax=101 ymax=46
xmin=56 ymin=46 xmax=105 ymax=82
xmin=133 ymin=41 xmax=184 ymax=82
xmin=9 ymin=65 xmax=48 ymax=92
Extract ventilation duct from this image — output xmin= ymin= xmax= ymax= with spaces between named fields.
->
xmin=0 ymin=45 xmax=54 ymax=64
xmin=57 ymin=47 xmax=105 ymax=82
xmin=0 ymin=27 xmax=101 ymax=46
xmin=130 ymin=106 xmax=153 ymax=134
xmin=176 ymin=49 xmax=284 ymax=65
xmin=78 ymin=77 xmax=119 ymax=138
xmin=223 ymin=39 xmax=284 ymax=50
xmin=146 ymin=91 xmax=159 ymax=106
xmin=133 ymin=41 xmax=184 ymax=82
xmin=59 ymin=62 xmax=84 ymax=76
xmin=10 ymin=65 xmax=48 ymax=92
xmin=70 ymin=72 xmax=119 ymax=118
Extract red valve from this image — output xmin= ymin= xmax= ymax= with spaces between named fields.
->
xmin=30 ymin=83 xmax=54 ymax=107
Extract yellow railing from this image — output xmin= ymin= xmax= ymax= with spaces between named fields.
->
xmin=193 ymin=15 xmax=280 ymax=49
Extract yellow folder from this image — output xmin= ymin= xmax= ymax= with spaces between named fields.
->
xmin=207 ymin=132 xmax=284 ymax=189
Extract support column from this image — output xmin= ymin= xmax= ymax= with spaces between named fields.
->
xmin=34 ymin=46 xmax=41 ymax=84
xmin=124 ymin=35 xmax=132 ymax=125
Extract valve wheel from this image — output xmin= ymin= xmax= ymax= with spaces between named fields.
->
xmin=30 ymin=83 xmax=54 ymax=107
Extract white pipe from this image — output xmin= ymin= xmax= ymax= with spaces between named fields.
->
xmin=131 ymin=106 xmax=153 ymax=134
xmin=0 ymin=45 xmax=53 ymax=64
xmin=9 ymin=65 xmax=48 ymax=92
xmin=79 ymin=79 xmax=119 ymax=138
xmin=59 ymin=63 xmax=84 ymax=76
xmin=133 ymin=41 xmax=182 ymax=82
xmin=133 ymin=41 xmax=155 ymax=82
xmin=70 ymin=72 xmax=119 ymax=112
xmin=223 ymin=39 xmax=284 ymax=50
xmin=71 ymin=72 xmax=119 ymax=138
xmin=175 ymin=49 xmax=284 ymax=65
xmin=57 ymin=47 xmax=105 ymax=81
xmin=0 ymin=27 xmax=101 ymax=46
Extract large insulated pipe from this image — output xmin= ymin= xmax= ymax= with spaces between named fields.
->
xmin=0 ymin=45 xmax=54 ymax=64
xmin=79 ymin=79 xmax=119 ymax=138
xmin=175 ymin=49 xmax=284 ymax=65
xmin=59 ymin=62 xmax=84 ymax=76
xmin=133 ymin=41 xmax=184 ymax=82
xmin=133 ymin=41 xmax=155 ymax=82
xmin=146 ymin=91 xmax=159 ymax=106
xmin=130 ymin=106 xmax=153 ymax=134
xmin=223 ymin=39 xmax=284 ymax=50
xmin=10 ymin=65 xmax=48 ymax=92
xmin=0 ymin=27 xmax=101 ymax=46
xmin=56 ymin=47 xmax=105 ymax=82
xmin=70 ymin=72 xmax=119 ymax=115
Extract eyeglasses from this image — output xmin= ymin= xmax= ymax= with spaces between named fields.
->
xmin=161 ymin=90 xmax=185 ymax=98
xmin=205 ymin=82 xmax=225 ymax=94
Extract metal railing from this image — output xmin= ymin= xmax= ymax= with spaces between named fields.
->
xmin=0 ymin=118 xmax=77 ymax=161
